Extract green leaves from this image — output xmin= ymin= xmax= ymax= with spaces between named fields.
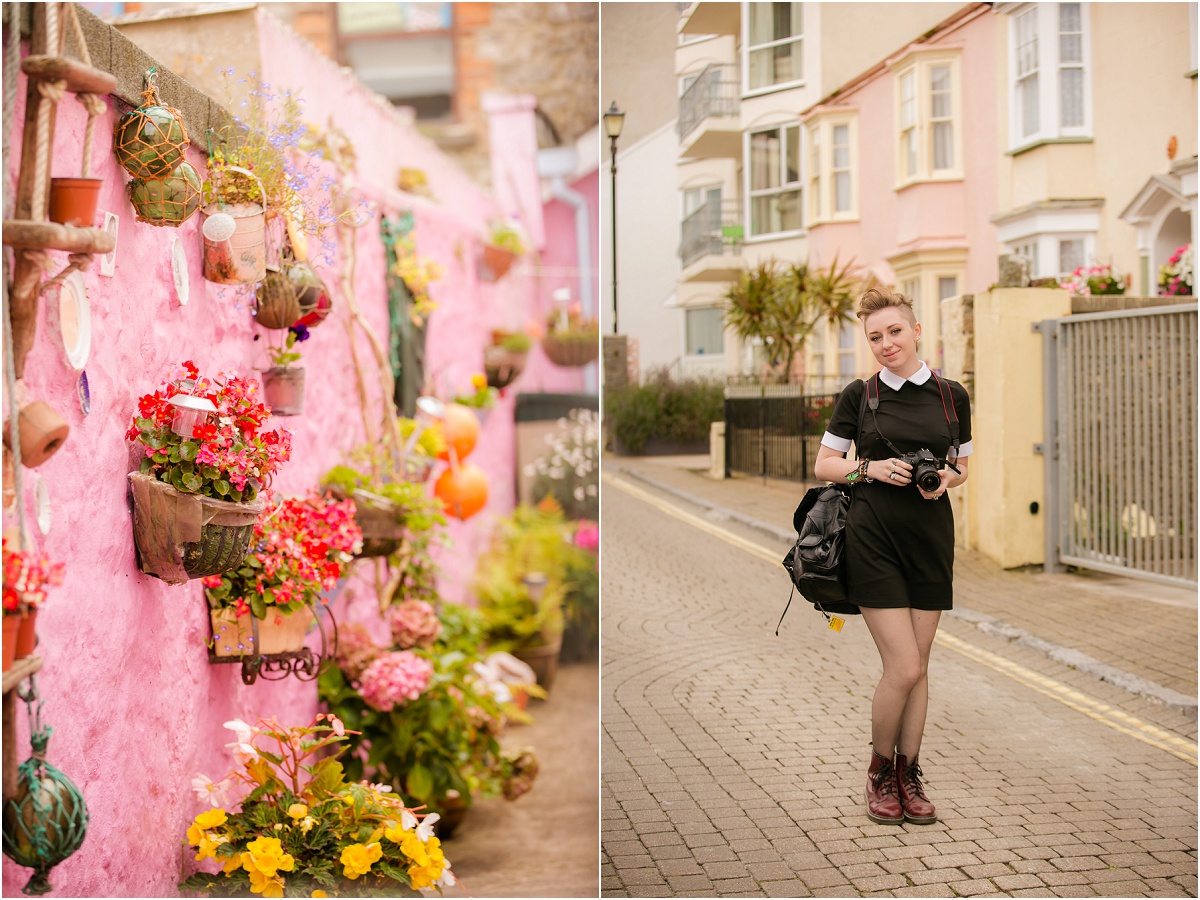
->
xmin=307 ymin=758 xmax=345 ymax=797
xmin=405 ymin=763 xmax=433 ymax=800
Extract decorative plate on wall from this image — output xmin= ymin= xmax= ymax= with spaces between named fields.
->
xmin=99 ymin=211 xmax=118 ymax=277
xmin=53 ymin=270 xmax=92 ymax=371
xmin=172 ymin=237 xmax=189 ymax=306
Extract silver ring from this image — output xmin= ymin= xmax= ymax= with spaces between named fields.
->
xmin=889 ymin=472 xmax=896 ymax=481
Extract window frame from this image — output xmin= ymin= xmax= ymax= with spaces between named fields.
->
xmin=684 ymin=305 xmax=726 ymax=358
xmin=743 ymin=122 xmax=805 ymax=240
xmin=892 ymin=50 xmax=964 ymax=189
xmin=741 ymin=2 xmax=806 ymax=97
xmin=1006 ymin=1 xmax=1093 ymax=151
xmin=803 ymin=113 xmax=858 ymax=225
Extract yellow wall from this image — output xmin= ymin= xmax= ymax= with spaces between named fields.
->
xmin=968 ymin=287 xmax=1072 ymax=568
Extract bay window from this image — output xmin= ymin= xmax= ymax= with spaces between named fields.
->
xmin=893 ymin=52 xmax=961 ymax=186
xmin=1007 ymin=2 xmax=1092 ymax=149
xmin=747 ymin=124 xmax=803 ymax=236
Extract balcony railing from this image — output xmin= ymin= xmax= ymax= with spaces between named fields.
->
xmin=679 ymin=199 xmax=743 ymax=268
xmin=677 ymin=64 xmax=739 ymax=141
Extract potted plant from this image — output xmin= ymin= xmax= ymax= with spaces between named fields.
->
xmin=477 ymin=219 xmax=525 ymax=282
xmin=319 ymin=602 xmax=540 ymax=838
xmin=261 ymin=326 xmax=309 ymax=417
xmin=180 ymin=715 xmax=456 ymax=896
xmin=484 ymin=330 xmax=532 ymax=389
xmin=472 ymin=503 xmax=593 ymax=689
xmin=201 ymin=492 xmax=361 ymax=659
xmin=453 ymin=374 xmax=497 ymax=424
xmin=125 ymin=360 xmax=292 ymax=584
xmin=2 ymin=537 xmax=64 ymax=671
xmin=1158 ymin=243 xmax=1193 ymax=297
xmin=1060 ymin=263 xmax=1129 ymax=297
xmin=542 ymin=303 xmax=600 ymax=367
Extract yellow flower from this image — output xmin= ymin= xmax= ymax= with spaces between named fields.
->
xmin=312 ymin=893 xmax=328 ymax=898
xmin=188 ymin=828 xmax=220 ymax=862
xmin=247 ymin=868 xmax=285 ymax=898
xmin=400 ymin=832 xmax=429 ymax=868
xmin=340 ymin=842 xmax=383 ymax=880
xmin=287 ymin=803 xmax=308 ymax=820
xmin=383 ymin=821 xmax=406 ymax=844
xmin=401 ymin=833 xmax=446 ymax=890
xmin=223 ymin=855 xmax=242 ymax=875
xmin=194 ymin=808 xmax=228 ymax=830
xmin=471 ymin=373 xmax=487 ymax=390
xmin=299 ymin=815 xmax=317 ymax=834
xmin=240 ymin=836 xmax=295 ymax=878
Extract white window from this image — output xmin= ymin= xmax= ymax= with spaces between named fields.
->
xmin=937 ymin=276 xmax=958 ymax=303
xmin=894 ymin=54 xmax=961 ymax=185
xmin=838 ymin=321 xmax=856 ymax=377
xmin=746 ymin=2 xmax=804 ymax=92
xmin=1010 ymin=240 xmax=1039 ymax=275
xmin=1007 ymin=2 xmax=1092 ymax=149
xmin=1058 ymin=238 xmax=1085 ymax=278
xmin=686 ymin=307 xmax=725 ymax=355
xmin=832 ymin=124 xmax=851 ymax=212
xmin=809 ymin=127 xmax=821 ymax=222
xmin=747 ymin=124 xmax=802 ymax=236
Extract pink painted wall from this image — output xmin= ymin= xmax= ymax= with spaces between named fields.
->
xmin=2 ymin=13 xmax=591 ymax=896
xmin=805 ymin=11 xmax=999 ymax=296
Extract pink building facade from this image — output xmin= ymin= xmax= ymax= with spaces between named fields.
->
xmin=2 ymin=8 xmax=592 ymax=896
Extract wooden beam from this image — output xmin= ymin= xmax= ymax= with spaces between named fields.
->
xmin=21 ymin=55 xmax=118 ymax=96
xmin=3 ymin=220 xmax=116 ymax=253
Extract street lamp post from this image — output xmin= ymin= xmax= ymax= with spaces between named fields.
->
xmin=603 ymin=102 xmax=625 ymax=335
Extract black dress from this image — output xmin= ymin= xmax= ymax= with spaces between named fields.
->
xmin=824 ymin=374 xmax=972 ymax=610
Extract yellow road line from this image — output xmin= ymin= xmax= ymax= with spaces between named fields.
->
xmin=605 ymin=472 xmax=1200 ymax=765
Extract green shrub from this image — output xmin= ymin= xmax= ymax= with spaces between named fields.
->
xmin=605 ymin=370 xmax=724 ymax=454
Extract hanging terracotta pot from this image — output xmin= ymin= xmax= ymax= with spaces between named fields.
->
xmin=2 ymin=616 xmax=18 ymax=672
xmin=255 ymin=268 xmax=303 ymax=330
xmin=3 ymin=402 xmax=69 ymax=469
xmin=433 ymin=463 xmax=488 ymax=520
xmin=48 ymin=178 xmax=103 ymax=227
xmin=209 ymin=605 xmax=314 ymax=657
xmin=477 ymin=245 xmax=517 ymax=282
xmin=542 ymin=334 xmax=600 ymax=367
xmin=262 ymin=366 xmax=305 ymax=417
xmin=128 ymin=472 xmax=265 ymax=585
xmin=15 ymin=609 xmax=37 ymax=660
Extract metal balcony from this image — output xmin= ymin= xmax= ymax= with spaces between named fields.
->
xmin=677 ymin=64 xmax=741 ymax=159
xmin=679 ymin=199 xmax=743 ymax=282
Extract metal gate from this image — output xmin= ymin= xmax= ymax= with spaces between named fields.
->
xmin=724 ymin=385 xmax=839 ymax=482
xmin=1040 ymin=303 xmax=1197 ymax=586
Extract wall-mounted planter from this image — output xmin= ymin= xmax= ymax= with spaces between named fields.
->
xmin=255 ymin=268 xmax=303 ymax=329
xmin=3 ymin=402 xmax=69 ymax=468
xmin=128 ymin=472 xmax=265 ymax=585
xmin=262 ymin=366 xmax=305 ymax=416
xmin=484 ymin=345 xmax=528 ymax=389
xmin=210 ymin=605 xmax=313 ymax=658
xmin=542 ymin=334 xmax=599 ymax=367
xmin=48 ymin=178 xmax=102 ymax=227
xmin=324 ymin=487 xmax=405 ymax=558
xmin=292 ymin=264 xmax=333 ymax=328
xmin=201 ymin=167 xmax=267 ymax=285
xmin=477 ymin=245 xmax=517 ymax=282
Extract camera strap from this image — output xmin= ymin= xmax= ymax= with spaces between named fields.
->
xmin=866 ymin=370 xmax=961 ymax=463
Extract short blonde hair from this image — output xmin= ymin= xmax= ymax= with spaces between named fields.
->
xmin=856 ymin=287 xmax=916 ymax=325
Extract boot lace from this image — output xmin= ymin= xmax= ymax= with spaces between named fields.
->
xmin=901 ymin=760 xmax=929 ymax=800
xmin=870 ymin=760 xmax=899 ymax=797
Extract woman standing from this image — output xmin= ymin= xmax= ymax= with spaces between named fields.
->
xmin=813 ymin=288 xmax=972 ymax=825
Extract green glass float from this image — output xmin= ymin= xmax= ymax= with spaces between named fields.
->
xmin=2 ymin=681 xmax=89 ymax=896
xmin=128 ymin=161 xmax=203 ymax=227
xmin=113 ymin=69 xmax=190 ymax=181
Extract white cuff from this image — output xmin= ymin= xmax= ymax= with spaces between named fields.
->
xmin=952 ymin=440 xmax=974 ymax=458
xmin=821 ymin=432 xmax=853 ymax=453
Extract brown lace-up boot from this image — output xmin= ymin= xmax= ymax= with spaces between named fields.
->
xmin=895 ymin=753 xmax=937 ymax=824
xmin=865 ymin=750 xmax=903 ymax=825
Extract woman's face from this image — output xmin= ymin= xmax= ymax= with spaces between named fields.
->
xmin=863 ymin=307 xmax=922 ymax=375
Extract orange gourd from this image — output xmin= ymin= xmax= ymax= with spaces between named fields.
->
xmin=433 ymin=463 xmax=488 ymax=520
xmin=436 ymin=404 xmax=480 ymax=462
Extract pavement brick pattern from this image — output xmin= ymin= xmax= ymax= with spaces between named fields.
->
xmin=600 ymin=471 xmax=1197 ymax=898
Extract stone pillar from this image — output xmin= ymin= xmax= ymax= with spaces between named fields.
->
xmin=709 ymin=421 xmax=726 ymax=480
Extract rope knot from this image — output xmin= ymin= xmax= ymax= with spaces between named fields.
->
xmin=36 ymin=80 xmax=67 ymax=104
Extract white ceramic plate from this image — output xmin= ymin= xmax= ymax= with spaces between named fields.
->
xmin=100 ymin=211 xmax=118 ymax=277
xmin=34 ymin=475 xmax=51 ymax=535
xmin=56 ymin=270 xmax=91 ymax=371
xmin=172 ymin=238 xmax=189 ymax=306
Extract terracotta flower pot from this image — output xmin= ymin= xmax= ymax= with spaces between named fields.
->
xmin=4 ymin=401 xmax=70 ymax=468
xmin=49 ymin=178 xmax=102 ymax=227
xmin=262 ymin=366 xmax=305 ymax=417
xmin=210 ymin=605 xmax=314 ymax=657
xmin=128 ymin=472 xmax=265 ymax=585
xmin=477 ymin=245 xmax=516 ymax=282
xmin=15 ymin=609 xmax=37 ymax=660
xmin=511 ymin=633 xmax=563 ymax=692
xmin=2 ymin=616 xmax=19 ymax=672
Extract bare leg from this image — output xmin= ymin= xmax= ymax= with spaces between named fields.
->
xmin=896 ymin=609 xmax=941 ymax=759
xmin=859 ymin=607 xmax=924 ymax=755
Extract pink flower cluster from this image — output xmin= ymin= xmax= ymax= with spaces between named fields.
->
xmin=335 ymin=623 xmax=383 ymax=681
xmin=573 ymin=520 xmax=599 ymax=556
xmin=2 ymin=537 xmax=64 ymax=614
xmin=388 ymin=599 xmax=443 ymax=649
xmin=357 ymin=650 xmax=434 ymax=712
xmin=1159 ymin=243 xmax=1193 ymax=297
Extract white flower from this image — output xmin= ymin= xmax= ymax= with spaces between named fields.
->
xmin=370 ymin=782 xmax=393 ymax=794
xmin=436 ymin=860 xmax=457 ymax=888
xmin=416 ymin=812 xmax=440 ymax=841
xmin=400 ymin=808 xmax=419 ymax=831
xmin=223 ymin=718 xmax=256 ymax=744
xmin=192 ymin=774 xmax=230 ymax=808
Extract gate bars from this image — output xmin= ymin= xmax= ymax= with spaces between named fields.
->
xmin=1040 ymin=303 xmax=1197 ymax=586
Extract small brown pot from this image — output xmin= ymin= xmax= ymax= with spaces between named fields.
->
xmin=3 ymin=401 xmax=70 ymax=468
xmin=14 ymin=609 xmax=37 ymax=659
xmin=255 ymin=269 xmax=303 ymax=330
xmin=262 ymin=366 xmax=305 ymax=416
xmin=477 ymin=245 xmax=516 ymax=282
xmin=49 ymin=178 xmax=103 ymax=227
xmin=511 ymin=633 xmax=563 ymax=692
xmin=484 ymin=345 xmax=528 ymax=389
xmin=2 ymin=616 xmax=18 ymax=672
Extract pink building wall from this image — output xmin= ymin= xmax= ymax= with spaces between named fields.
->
xmin=805 ymin=10 xmax=999 ymax=297
xmin=3 ymin=12 xmax=591 ymax=896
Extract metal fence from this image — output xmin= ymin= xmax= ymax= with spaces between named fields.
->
xmin=679 ymin=199 xmax=742 ymax=268
xmin=724 ymin=385 xmax=840 ymax=482
xmin=678 ymin=64 xmax=739 ymax=140
xmin=1047 ymin=303 xmax=1197 ymax=585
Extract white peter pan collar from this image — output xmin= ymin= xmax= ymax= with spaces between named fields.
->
xmin=878 ymin=361 xmax=932 ymax=391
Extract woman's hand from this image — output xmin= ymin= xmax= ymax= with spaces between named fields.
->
xmin=870 ymin=458 xmax=912 ymax=487
xmin=918 ymin=467 xmax=954 ymax=501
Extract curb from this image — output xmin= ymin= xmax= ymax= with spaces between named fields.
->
xmin=607 ymin=461 xmax=1199 ymax=722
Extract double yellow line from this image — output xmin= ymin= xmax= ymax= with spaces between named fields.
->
xmin=604 ymin=472 xmax=1199 ymax=765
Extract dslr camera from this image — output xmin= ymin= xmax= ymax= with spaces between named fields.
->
xmin=899 ymin=449 xmax=960 ymax=493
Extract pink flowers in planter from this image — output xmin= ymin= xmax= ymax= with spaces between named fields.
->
xmin=1158 ymin=243 xmax=1193 ymax=297
xmin=357 ymin=650 xmax=434 ymax=711
xmin=388 ymin=599 xmax=442 ymax=649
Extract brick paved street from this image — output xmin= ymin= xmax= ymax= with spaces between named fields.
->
xmin=600 ymin=459 xmax=1197 ymax=898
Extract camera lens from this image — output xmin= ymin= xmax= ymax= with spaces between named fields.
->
xmin=916 ymin=469 xmax=941 ymax=492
